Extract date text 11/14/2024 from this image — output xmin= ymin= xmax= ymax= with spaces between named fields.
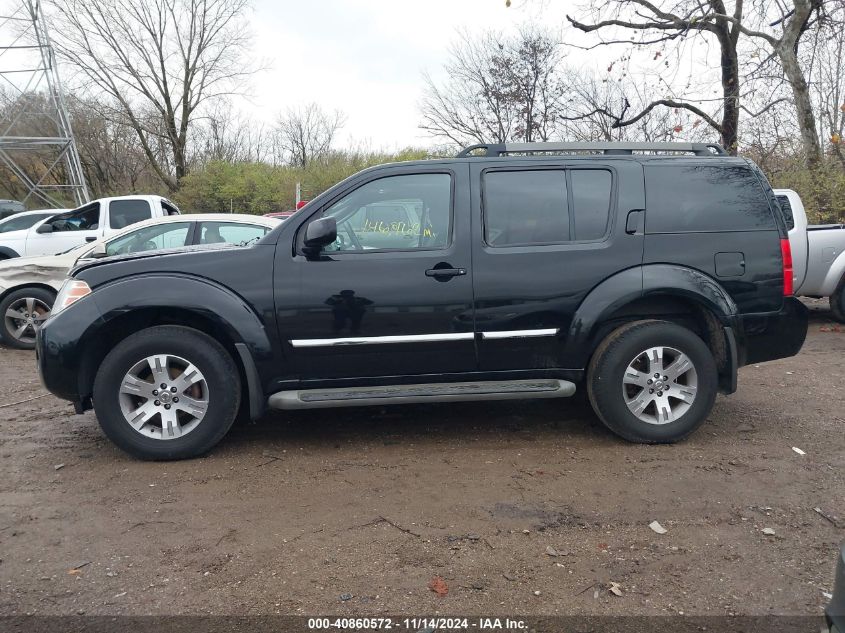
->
xmin=307 ymin=617 xmax=528 ymax=630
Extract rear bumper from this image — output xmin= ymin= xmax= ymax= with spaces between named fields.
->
xmin=826 ymin=544 xmax=845 ymax=633
xmin=737 ymin=296 xmax=808 ymax=366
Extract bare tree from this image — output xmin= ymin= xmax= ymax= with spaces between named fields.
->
xmin=419 ymin=27 xmax=567 ymax=145
xmin=196 ymin=100 xmax=272 ymax=165
xmin=67 ymin=95 xmax=162 ymax=196
xmin=566 ymin=1 xmax=831 ymax=166
xmin=48 ymin=0 xmax=256 ymax=191
xmin=274 ymin=103 xmax=346 ymax=167
xmin=566 ymin=1 xmax=749 ymax=154
xmin=807 ymin=3 xmax=845 ymax=167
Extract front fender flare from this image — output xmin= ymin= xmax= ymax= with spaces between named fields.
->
xmin=83 ymin=273 xmax=272 ymax=417
xmin=0 ymin=246 xmax=20 ymax=259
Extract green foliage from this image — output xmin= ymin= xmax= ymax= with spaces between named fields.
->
xmin=173 ymin=148 xmax=438 ymax=214
xmin=763 ymin=159 xmax=845 ymax=225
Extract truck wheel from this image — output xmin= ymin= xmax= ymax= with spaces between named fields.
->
xmin=0 ymin=287 xmax=54 ymax=350
xmin=587 ymin=320 xmax=718 ymax=443
xmin=92 ymin=326 xmax=241 ymax=460
xmin=831 ymin=280 xmax=845 ymax=323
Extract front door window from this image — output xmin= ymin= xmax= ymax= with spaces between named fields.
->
xmin=319 ymin=173 xmax=451 ymax=252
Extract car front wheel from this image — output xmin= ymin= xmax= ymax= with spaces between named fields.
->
xmin=587 ymin=320 xmax=718 ymax=443
xmin=92 ymin=326 xmax=241 ymax=460
xmin=0 ymin=287 xmax=54 ymax=349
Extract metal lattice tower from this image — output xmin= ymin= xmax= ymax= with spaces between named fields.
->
xmin=0 ymin=0 xmax=89 ymax=208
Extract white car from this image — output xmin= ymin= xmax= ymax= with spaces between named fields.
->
xmin=0 ymin=209 xmax=68 ymax=241
xmin=0 ymin=213 xmax=281 ymax=349
xmin=0 ymin=195 xmax=180 ymax=260
xmin=776 ymin=189 xmax=845 ymax=321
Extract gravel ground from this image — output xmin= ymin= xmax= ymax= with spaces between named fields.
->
xmin=0 ymin=300 xmax=843 ymax=618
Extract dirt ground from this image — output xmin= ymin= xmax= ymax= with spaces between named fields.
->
xmin=0 ymin=300 xmax=843 ymax=619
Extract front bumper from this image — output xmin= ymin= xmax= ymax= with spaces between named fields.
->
xmin=738 ymin=296 xmax=809 ymax=366
xmin=36 ymin=294 xmax=104 ymax=404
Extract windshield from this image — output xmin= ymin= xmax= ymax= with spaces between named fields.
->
xmin=0 ymin=213 xmax=53 ymax=233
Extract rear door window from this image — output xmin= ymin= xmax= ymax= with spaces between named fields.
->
xmin=571 ymin=170 xmax=613 ymax=241
xmin=109 ymin=199 xmax=153 ymax=229
xmin=483 ymin=168 xmax=614 ymax=246
xmin=198 ymin=222 xmax=268 ymax=246
xmin=484 ymin=170 xmax=569 ymax=246
xmin=645 ymin=165 xmax=776 ymax=232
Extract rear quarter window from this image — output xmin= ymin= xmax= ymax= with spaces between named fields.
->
xmin=775 ymin=195 xmax=795 ymax=231
xmin=645 ymin=165 xmax=776 ymax=233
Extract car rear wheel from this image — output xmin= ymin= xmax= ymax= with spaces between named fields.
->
xmin=587 ymin=320 xmax=718 ymax=443
xmin=93 ymin=326 xmax=241 ymax=460
xmin=830 ymin=279 xmax=845 ymax=323
xmin=0 ymin=287 xmax=54 ymax=349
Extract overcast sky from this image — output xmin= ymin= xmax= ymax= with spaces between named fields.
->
xmin=247 ymin=0 xmax=587 ymax=150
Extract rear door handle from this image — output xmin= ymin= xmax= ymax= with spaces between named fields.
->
xmin=85 ymin=236 xmax=97 ymax=242
xmin=425 ymin=267 xmax=466 ymax=278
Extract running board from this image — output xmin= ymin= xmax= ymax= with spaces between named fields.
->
xmin=267 ymin=379 xmax=576 ymax=410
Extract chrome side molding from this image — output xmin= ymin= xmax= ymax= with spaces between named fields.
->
xmin=290 ymin=328 xmax=559 ymax=348
xmin=481 ymin=328 xmax=559 ymax=339
xmin=290 ymin=332 xmax=474 ymax=347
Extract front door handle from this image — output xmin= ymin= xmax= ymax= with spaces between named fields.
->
xmin=425 ymin=267 xmax=466 ymax=279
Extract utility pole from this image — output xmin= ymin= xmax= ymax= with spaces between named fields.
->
xmin=0 ymin=0 xmax=89 ymax=209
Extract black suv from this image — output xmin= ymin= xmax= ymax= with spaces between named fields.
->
xmin=36 ymin=142 xmax=808 ymax=460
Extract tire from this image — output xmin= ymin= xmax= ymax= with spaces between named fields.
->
xmin=0 ymin=287 xmax=55 ymax=350
xmin=830 ymin=279 xmax=845 ymax=323
xmin=92 ymin=326 xmax=241 ymax=460
xmin=587 ymin=320 xmax=718 ymax=443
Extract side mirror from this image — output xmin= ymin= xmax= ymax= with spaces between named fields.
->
xmin=88 ymin=243 xmax=108 ymax=259
xmin=36 ymin=223 xmax=53 ymax=234
xmin=304 ymin=217 xmax=337 ymax=251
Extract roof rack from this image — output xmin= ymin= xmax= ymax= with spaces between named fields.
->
xmin=455 ymin=141 xmax=726 ymax=158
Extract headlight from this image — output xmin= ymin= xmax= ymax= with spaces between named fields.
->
xmin=52 ymin=279 xmax=92 ymax=316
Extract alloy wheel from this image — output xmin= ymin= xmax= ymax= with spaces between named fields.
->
xmin=4 ymin=296 xmax=51 ymax=344
xmin=118 ymin=354 xmax=209 ymax=440
xmin=622 ymin=346 xmax=698 ymax=425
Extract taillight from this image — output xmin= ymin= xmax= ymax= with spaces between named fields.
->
xmin=780 ymin=238 xmax=794 ymax=296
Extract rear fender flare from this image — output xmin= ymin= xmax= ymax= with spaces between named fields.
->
xmin=820 ymin=249 xmax=845 ymax=297
xmin=565 ymin=264 xmax=738 ymax=368
xmin=0 ymin=246 xmax=20 ymax=259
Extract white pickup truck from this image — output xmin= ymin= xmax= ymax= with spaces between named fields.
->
xmin=0 ymin=195 xmax=180 ymax=260
xmin=776 ymin=188 xmax=845 ymax=321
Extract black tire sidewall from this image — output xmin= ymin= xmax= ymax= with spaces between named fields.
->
xmin=93 ymin=326 xmax=241 ymax=460
xmin=0 ymin=287 xmax=55 ymax=349
xmin=589 ymin=321 xmax=718 ymax=443
xmin=831 ymin=283 xmax=845 ymax=323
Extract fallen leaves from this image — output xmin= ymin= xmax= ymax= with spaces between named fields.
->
xmin=427 ymin=576 xmax=448 ymax=597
